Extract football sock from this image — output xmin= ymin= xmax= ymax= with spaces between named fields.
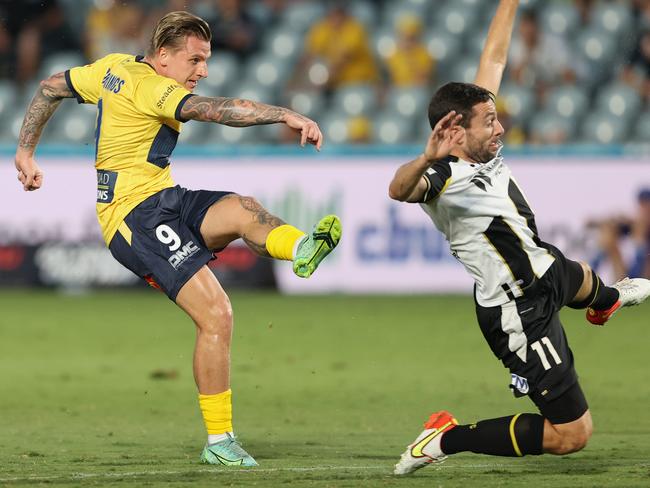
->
xmin=265 ymin=225 xmax=306 ymax=261
xmin=208 ymin=432 xmax=233 ymax=445
xmin=440 ymin=413 xmax=544 ymax=456
xmin=199 ymin=389 xmax=233 ymax=437
xmin=568 ymin=270 xmax=619 ymax=310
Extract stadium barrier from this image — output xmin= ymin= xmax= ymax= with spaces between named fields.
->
xmin=0 ymin=152 xmax=647 ymax=293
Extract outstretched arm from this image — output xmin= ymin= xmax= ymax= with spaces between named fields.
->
xmin=180 ymin=96 xmax=324 ymax=150
xmin=15 ymin=71 xmax=74 ymax=191
xmin=474 ymin=0 xmax=519 ymax=96
xmin=389 ymin=111 xmax=463 ymax=202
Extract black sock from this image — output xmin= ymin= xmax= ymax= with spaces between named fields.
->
xmin=568 ymin=271 xmax=619 ymax=310
xmin=440 ymin=413 xmax=544 ymax=457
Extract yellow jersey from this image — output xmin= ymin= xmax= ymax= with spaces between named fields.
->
xmin=305 ymin=18 xmax=379 ymax=87
xmin=65 ymin=53 xmax=194 ymax=244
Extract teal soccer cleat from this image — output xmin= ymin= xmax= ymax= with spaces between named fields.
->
xmin=293 ymin=215 xmax=342 ymax=278
xmin=200 ymin=434 xmax=258 ymax=467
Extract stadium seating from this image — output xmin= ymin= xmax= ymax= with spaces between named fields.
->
xmin=332 ymin=85 xmax=378 ymax=117
xmin=5 ymin=0 xmax=650 ymax=146
xmin=580 ymin=110 xmax=629 ymax=144
xmin=372 ymin=111 xmax=414 ymax=145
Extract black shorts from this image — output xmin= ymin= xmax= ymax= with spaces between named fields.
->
xmin=475 ymin=243 xmax=588 ymax=423
xmin=108 ymin=185 xmax=233 ymax=301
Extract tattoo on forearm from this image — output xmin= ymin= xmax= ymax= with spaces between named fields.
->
xmin=18 ymin=72 xmax=73 ymax=150
xmin=181 ymin=96 xmax=291 ymax=126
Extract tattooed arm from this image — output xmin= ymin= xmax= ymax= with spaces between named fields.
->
xmin=180 ymin=96 xmax=324 ymax=150
xmin=15 ymin=72 xmax=74 ymax=191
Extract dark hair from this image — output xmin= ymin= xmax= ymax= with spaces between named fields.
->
xmin=147 ymin=11 xmax=211 ymax=56
xmin=427 ymin=82 xmax=495 ymax=129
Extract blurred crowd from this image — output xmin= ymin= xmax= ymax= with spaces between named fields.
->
xmin=1 ymin=0 xmax=650 ymax=145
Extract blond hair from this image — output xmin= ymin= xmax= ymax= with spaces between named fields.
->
xmin=147 ymin=11 xmax=211 ymax=56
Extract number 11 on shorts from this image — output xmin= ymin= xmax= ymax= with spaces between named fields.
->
xmin=530 ymin=337 xmax=562 ymax=371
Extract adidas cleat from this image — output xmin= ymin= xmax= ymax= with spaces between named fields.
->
xmin=200 ymin=433 xmax=258 ymax=467
xmin=293 ymin=214 xmax=341 ymax=278
xmin=394 ymin=410 xmax=458 ymax=476
xmin=587 ymin=277 xmax=650 ymax=325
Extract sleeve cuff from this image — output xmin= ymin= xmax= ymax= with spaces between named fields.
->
xmin=64 ymin=70 xmax=85 ymax=104
xmin=175 ymin=93 xmax=196 ymax=122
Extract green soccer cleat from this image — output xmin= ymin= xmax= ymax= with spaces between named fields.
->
xmin=200 ymin=434 xmax=258 ymax=467
xmin=293 ymin=214 xmax=342 ymax=278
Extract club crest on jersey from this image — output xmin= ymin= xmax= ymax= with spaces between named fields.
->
xmin=510 ymin=373 xmax=529 ymax=395
xmin=168 ymin=241 xmax=200 ymax=269
xmin=470 ymin=174 xmax=492 ymax=191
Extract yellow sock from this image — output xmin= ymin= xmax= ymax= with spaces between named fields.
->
xmin=265 ymin=225 xmax=306 ymax=261
xmin=198 ymin=389 xmax=233 ymax=435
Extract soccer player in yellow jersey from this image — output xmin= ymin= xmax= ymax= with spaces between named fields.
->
xmin=14 ymin=11 xmax=341 ymax=467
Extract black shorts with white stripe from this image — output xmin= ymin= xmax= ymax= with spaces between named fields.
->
xmin=475 ymin=244 xmax=588 ymax=423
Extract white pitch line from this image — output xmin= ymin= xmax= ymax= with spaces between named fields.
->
xmin=1 ymin=462 xmax=648 ymax=483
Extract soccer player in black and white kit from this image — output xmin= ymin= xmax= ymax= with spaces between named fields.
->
xmin=390 ymin=0 xmax=650 ymax=475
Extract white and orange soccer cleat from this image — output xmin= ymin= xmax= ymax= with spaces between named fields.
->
xmin=587 ymin=277 xmax=650 ymax=326
xmin=394 ymin=410 xmax=458 ymax=475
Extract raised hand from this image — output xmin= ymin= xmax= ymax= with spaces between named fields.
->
xmin=424 ymin=110 xmax=464 ymax=162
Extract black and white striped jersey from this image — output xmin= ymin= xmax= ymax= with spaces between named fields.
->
xmin=419 ymin=151 xmax=556 ymax=307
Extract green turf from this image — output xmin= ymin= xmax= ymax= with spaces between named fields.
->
xmin=0 ymin=290 xmax=649 ymax=487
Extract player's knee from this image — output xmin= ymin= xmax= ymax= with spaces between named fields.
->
xmin=552 ymin=420 xmax=593 ymax=454
xmin=198 ymin=297 xmax=234 ymax=334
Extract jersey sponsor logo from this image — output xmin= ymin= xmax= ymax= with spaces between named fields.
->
xmin=101 ymin=68 xmax=125 ymax=94
xmin=168 ymin=241 xmax=200 ymax=269
xmin=157 ymin=84 xmax=179 ymax=109
xmin=510 ymin=373 xmax=529 ymax=395
xmin=96 ymin=170 xmax=118 ymax=203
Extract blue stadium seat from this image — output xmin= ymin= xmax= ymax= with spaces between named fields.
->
xmin=433 ymin=3 xmax=479 ymax=37
xmin=580 ymin=109 xmax=629 ymax=144
xmin=465 ymin=25 xmax=490 ymax=58
xmin=243 ymin=54 xmax=291 ymax=90
xmin=0 ymin=111 xmax=23 ymax=142
xmin=595 ymin=82 xmax=642 ymax=122
xmin=349 ymin=0 xmax=378 ymax=28
xmin=209 ymin=122 xmax=263 ymax=145
xmin=38 ymin=51 xmax=86 ymax=79
xmin=544 ymin=85 xmax=589 ymax=122
xmin=385 ymin=87 xmax=429 ymax=119
xmin=574 ymin=27 xmax=618 ymax=86
xmin=279 ymin=2 xmax=325 ymax=33
xmin=540 ymin=3 xmax=580 ymax=38
xmin=0 ymin=81 xmax=16 ymax=122
xmin=372 ymin=112 xmax=416 ymax=144
xmin=590 ymin=3 xmax=633 ymax=38
xmin=372 ymin=27 xmax=397 ymax=60
xmin=233 ymin=82 xmax=276 ymax=105
xmin=632 ymin=111 xmax=650 ymax=143
xmin=178 ymin=119 xmax=210 ymax=145
xmin=444 ymin=57 xmax=479 ymax=84
xmin=286 ymin=90 xmax=326 ymax=119
xmin=332 ymin=84 xmax=378 ymax=117
xmin=262 ymin=28 xmax=301 ymax=63
xmin=498 ymin=83 xmax=536 ymax=124
xmin=320 ymin=112 xmax=354 ymax=144
xmin=57 ymin=103 xmax=97 ymax=144
xmin=202 ymin=52 xmax=240 ymax=97
xmin=423 ymin=30 xmax=463 ymax=68
xmin=529 ymin=111 xmax=575 ymax=143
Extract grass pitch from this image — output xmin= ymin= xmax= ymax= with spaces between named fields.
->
xmin=0 ymin=290 xmax=649 ymax=487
